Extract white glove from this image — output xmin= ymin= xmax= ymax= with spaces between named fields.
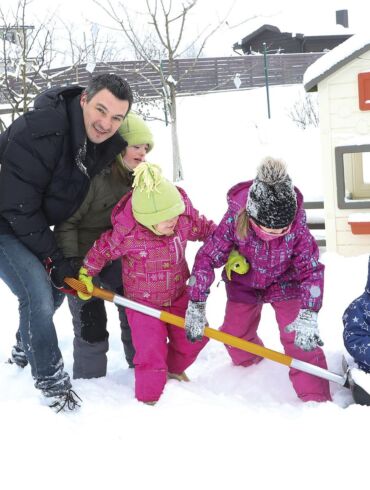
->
xmin=285 ymin=309 xmax=324 ymax=351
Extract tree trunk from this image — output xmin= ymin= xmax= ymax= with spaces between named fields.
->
xmin=169 ymin=85 xmax=184 ymax=182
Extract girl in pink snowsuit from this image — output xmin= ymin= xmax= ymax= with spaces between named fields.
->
xmin=79 ymin=163 xmax=215 ymax=404
xmin=184 ymin=157 xmax=331 ymax=403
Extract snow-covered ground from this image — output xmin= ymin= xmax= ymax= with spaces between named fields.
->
xmin=1 ymin=85 xmax=369 ymax=489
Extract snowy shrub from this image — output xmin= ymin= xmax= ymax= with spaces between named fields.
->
xmin=287 ymin=93 xmax=319 ymax=129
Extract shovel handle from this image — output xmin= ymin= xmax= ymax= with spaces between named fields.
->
xmin=160 ymin=311 xmax=291 ymax=365
xmin=65 ymin=277 xmax=115 ymax=302
xmin=65 ymin=277 xmax=292 ymax=366
xmin=64 ymin=277 xmax=347 ymax=386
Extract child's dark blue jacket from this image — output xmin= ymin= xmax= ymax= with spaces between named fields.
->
xmin=343 ymin=256 xmax=370 ymax=373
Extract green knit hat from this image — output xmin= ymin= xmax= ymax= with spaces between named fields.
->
xmin=132 ymin=163 xmax=185 ymax=230
xmin=119 ymin=112 xmax=154 ymax=152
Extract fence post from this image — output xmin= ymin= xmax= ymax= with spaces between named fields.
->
xmin=263 ymin=43 xmax=271 ymax=119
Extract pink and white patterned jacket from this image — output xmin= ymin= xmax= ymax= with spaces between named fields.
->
xmin=83 ymin=187 xmax=216 ymax=307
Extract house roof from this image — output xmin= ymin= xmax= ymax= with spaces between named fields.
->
xmin=234 ymin=23 xmax=352 ymax=50
xmin=304 ymin=32 xmax=370 ymax=92
xmin=239 ymin=25 xmax=288 ymax=45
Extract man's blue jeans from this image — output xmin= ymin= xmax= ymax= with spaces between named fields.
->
xmin=0 ymin=233 xmax=72 ymax=396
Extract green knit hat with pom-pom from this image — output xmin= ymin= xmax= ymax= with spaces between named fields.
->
xmin=132 ymin=162 xmax=185 ymax=231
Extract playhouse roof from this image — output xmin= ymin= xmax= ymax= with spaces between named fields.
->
xmin=304 ymin=32 xmax=370 ymax=92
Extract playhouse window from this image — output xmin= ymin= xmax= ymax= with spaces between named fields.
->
xmin=363 ymin=153 xmax=370 ymax=183
xmin=358 ymin=72 xmax=370 ymax=111
xmin=335 ymin=145 xmax=370 ymax=208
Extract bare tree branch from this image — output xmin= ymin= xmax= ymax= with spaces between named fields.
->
xmin=93 ymin=0 xmax=235 ymax=181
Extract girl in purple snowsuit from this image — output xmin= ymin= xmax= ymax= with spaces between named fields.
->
xmin=79 ymin=163 xmax=215 ymax=404
xmin=185 ymin=157 xmax=331 ymax=403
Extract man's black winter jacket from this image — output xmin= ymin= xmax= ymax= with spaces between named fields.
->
xmin=0 ymin=85 xmax=126 ymax=260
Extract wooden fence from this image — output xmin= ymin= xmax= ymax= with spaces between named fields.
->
xmin=23 ymin=52 xmax=323 ymax=98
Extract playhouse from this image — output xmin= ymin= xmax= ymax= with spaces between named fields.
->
xmin=304 ymin=33 xmax=370 ymax=256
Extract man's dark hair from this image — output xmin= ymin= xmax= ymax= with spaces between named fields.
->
xmin=84 ymin=73 xmax=133 ymax=111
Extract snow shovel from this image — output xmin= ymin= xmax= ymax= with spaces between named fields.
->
xmin=64 ymin=277 xmax=370 ymax=405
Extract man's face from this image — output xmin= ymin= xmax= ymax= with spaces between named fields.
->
xmin=80 ymin=88 xmax=130 ymax=144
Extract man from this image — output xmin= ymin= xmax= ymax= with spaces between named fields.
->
xmin=0 ymin=73 xmax=133 ymax=412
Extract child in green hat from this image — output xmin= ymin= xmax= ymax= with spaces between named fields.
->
xmin=53 ymin=112 xmax=154 ymax=379
xmin=78 ymin=162 xmax=216 ymax=404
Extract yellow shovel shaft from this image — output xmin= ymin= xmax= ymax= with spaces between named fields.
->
xmin=65 ymin=277 xmax=115 ymax=302
xmin=160 ymin=311 xmax=292 ymax=366
xmin=65 ymin=277 xmax=292 ymax=367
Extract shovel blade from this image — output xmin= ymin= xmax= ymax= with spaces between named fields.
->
xmin=347 ymin=371 xmax=370 ymax=406
xmin=342 ymin=355 xmax=370 ymax=406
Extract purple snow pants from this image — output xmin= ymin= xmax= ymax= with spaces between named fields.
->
xmin=126 ymin=292 xmax=208 ymax=403
xmin=220 ymin=299 xmax=332 ymax=402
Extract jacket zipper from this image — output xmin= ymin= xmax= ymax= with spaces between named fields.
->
xmin=174 ymin=236 xmax=182 ymax=264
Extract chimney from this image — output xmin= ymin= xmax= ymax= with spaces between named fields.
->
xmin=336 ymin=9 xmax=349 ymax=28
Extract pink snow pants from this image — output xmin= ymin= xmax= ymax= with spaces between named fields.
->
xmin=220 ymin=299 xmax=332 ymax=402
xmin=126 ymin=292 xmax=209 ymax=403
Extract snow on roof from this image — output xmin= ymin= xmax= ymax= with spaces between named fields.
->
xmin=303 ymin=32 xmax=370 ymax=92
xmin=300 ymin=24 xmax=351 ymax=37
xmin=270 ymin=10 xmax=351 ymax=35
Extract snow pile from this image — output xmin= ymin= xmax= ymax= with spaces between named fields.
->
xmin=1 ymin=83 xmax=370 ymax=490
